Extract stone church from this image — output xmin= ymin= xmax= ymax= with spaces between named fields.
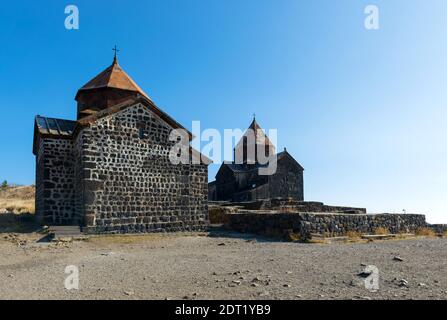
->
xmin=208 ymin=118 xmax=304 ymax=202
xmin=33 ymin=56 xmax=210 ymax=233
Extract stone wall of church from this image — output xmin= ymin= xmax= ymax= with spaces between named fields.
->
xmin=35 ymin=138 xmax=75 ymax=225
xmin=35 ymin=138 xmax=45 ymax=224
xmin=78 ymin=103 xmax=209 ymax=233
xmin=268 ymin=157 xmax=304 ymax=201
xmin=73 ymin=131 xmax=85 ymax=226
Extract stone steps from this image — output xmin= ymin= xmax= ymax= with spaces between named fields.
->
xmin=48 ymin=226 xmax=87 ymax=241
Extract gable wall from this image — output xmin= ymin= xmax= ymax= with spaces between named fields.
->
xmin=268 ymin=156 xmax=304 ymax=200
xmin=78 ymin=103 xmax=208 ymax=233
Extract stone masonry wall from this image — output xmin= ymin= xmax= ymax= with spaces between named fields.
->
xmin=35 ymin=138 xmax=45 ymax=224
xmin=35 ymin=138 xmax=75 ymax=225
xmin=73 ymin=131 xmax=85 ymax=226
xmin=429 ymin=224 xmax=447 ymax=234
xmin=268 ymin=156 xmax=304 ymax=200
xmin=227 ymin=212 xmax=427 ymax=240
xmin=227 ymin=199 xmax=367 ymax=214
xmin=77 ymin=103 xmax=209 ymax=233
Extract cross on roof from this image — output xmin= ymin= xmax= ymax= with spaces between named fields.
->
xmin=112 ymin=45 xmax=120 ymax=60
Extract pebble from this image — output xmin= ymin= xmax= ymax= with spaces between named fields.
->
xmin=398 ymin=279 xmax=409 ymax=287
xmin=124 ymin=290 xmax=134 ymax=296
xmin=418 ymin=283 xmax=427 ymax=287
xmin=393 ymin=256 xmax=404 ymax=262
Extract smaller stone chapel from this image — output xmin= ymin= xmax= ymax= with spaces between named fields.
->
xmin=33 ymin=56 xmax=210 ymax=233
xmin=208 ymin=118 xmax=304 ymax=202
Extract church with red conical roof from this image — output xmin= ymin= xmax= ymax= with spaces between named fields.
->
xmin=33 ymin=56 xmax=210 ymax=233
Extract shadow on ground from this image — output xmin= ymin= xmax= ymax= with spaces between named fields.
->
xmin=0 ymin=213 xmax=40 ymax=234
xmin=207 ymin=224 xmax=282 ymax=243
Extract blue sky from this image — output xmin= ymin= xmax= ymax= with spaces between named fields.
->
xmin=0 ymin=1 xmax=446 ymax=223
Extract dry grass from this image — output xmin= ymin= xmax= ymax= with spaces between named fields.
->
xmin=0 ymin=185 xmax=35 ymax=214
xmin=283 ymin=230 xmax=301 ymax=242
xmin=208 ymin=206 xmax=230 ymax=224
xmin=374 ymin=227 xmax=389 ymax=235
xmin=415 ymin=227 xmax=436 ymax=237
xmin=345 ymin=231 xmax=362 ymax=239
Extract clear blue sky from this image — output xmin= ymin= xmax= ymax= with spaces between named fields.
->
xmin=0 ymin=1 xmax=446 ymax=223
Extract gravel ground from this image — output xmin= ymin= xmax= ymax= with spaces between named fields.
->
xmin=0 ymin=230 xmax=446 ymax=300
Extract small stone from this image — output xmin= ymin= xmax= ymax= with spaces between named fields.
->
xmin=418 ymin=283 xmax=427 ymax=287
xmin=232 ymin=280 xmax=241 ymax=285
xmin=218 ymin=243 xmax=226 ymax=246
xmin=349 ymin=279 xmax=363 ymax=287
xmin=251 ymin=283 xmax=260 ymax=287
xmin=398 ymin=279 xmax=409 ymax=287
xmin=124 ymin=290 xmax=134 ymax=296
xmin=393 ymin=256 xmax=404 ymax=262
xmin=353 ymin=296 xmax=371 ymax=300
xmin=283 ymin=284 xmax=291 ymax=288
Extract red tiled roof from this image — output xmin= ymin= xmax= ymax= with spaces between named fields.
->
xmin=75 ymin=58 xmax=151 ymax=100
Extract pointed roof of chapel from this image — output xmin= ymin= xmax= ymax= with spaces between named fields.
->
xmin=235 ymin=117 xmax=275 ymax=149
xmin=75 ymin=58 xmax=151 ymax=100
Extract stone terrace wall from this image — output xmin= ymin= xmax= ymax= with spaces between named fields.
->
xmin=227 ymin=199 xmax=367 ymax=214
xmin=429 ymin=224 xmax=447 ymax=234
xmin=227 ymin=212 xmax=427 ymax=240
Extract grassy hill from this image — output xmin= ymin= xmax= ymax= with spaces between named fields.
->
xmin=0 ymin=185 xmax=35 ymax=214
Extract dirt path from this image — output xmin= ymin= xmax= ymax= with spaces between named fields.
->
xmin=0 ymin=231 xmax=446 ymax=300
